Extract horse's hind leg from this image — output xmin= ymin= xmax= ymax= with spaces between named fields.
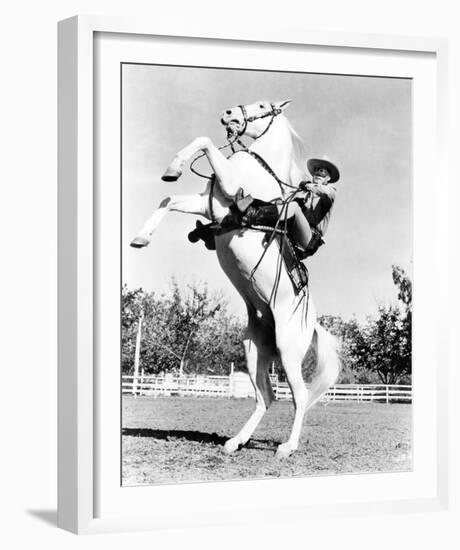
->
xmin=275 ymin=301 xmax=316 ymax=459
xmin=276 ymin=345 xmax=309 ymax=459
xmin=275 ymin=318 xmax=340 ymax=458
xmin=224 ymin=314 xmax=276 ymax=454
xmin=130 ymin=194 xmax=208 ymax=248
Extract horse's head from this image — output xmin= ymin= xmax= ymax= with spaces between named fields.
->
xmin=220 ymin=99 xmax=292 ymax=139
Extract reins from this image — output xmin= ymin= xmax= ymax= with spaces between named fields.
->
xmin=245 ymin=150 xmax=298 ymax=192
xmin=236 ymin=103 xmax=282 ymax=140
xmin=248 ymin=187 xmax=301 ymax=285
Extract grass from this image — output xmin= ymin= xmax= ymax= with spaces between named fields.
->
xmin=122 ymin=395 xmax=412 ymax=486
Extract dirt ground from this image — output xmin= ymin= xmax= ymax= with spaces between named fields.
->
xmin=122 ymin=395 xmax=412 ymax=486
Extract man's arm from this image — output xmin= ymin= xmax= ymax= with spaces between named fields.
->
xmin=303 ymin=183 xmax=337 ymax=201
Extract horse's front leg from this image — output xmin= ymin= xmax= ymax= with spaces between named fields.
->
xmin=130 ymin=194 xmax=207 ymax=248
xmin=163 ymin=137 xmax=239 ymax=198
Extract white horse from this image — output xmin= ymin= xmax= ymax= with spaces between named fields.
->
xmin=131 ymin=99 xmax=340 ymax=458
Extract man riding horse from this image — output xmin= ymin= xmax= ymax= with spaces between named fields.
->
xmin=188 ymin=155 xmax=340 ymax=261
xmin=238 ymin=156 xmax=340 ymax=259
xmin=129 ymin=99 xmax=342 ymax=457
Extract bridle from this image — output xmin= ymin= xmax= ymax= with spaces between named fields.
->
xmin=224 ymin=103 xmax=297 ymax=192
xmin=191 ymin=102 xmax=282 ymax=178
xmin=230 ymin=102 xmax=283 ymax=140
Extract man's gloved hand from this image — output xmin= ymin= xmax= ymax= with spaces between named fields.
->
xmin=298 ymin=180 xmax=317 ymax=192
xmin=303 ymin=182 xmax=317 ymax=193
xmin=241 ymin=205 xmax=259 ymax=227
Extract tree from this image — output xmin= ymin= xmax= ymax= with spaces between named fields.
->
xmin=392 ymin=264 xmax=412 ymax=310
xmin=344 ymin=266 xmax=412 ymax=384
xmin=390 ymin=264 xmax=412 ymax=383
xmin=187 ymin=308 xmax=246 ymax=374
xmin=313 ymin=266 xmax=412 ymax=384
xmin=316 ymin=315 xmax=379 ymax=383
xmin=359 ymin=305 xmax=411 ymax=384
xmin=163 ymin=280 xmax=222 ymax=375
xmin=121 ymin=280 xmax=240 ymax=375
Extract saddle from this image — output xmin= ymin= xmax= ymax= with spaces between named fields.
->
xmin=187 ymin=191 xmax=310 ymax=294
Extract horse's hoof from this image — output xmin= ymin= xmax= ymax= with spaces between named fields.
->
xmin=275 ymin=443 xmax=294 ymax=459
xmin=130 ymin=236 xmax=150 ymax=248
xmin=161 ymin=168 xmax=182 ymax=182
xmin=223 ymin=438 xmax=241 ymax=454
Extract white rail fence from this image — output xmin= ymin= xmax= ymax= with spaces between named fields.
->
xmin=122 ymin=372 xmax=412 ymax=403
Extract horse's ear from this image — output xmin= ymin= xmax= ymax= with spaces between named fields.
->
xmin=275 ymin=99 xmax=292 ymax=111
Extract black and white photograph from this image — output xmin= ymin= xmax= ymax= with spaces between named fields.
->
xmin=3 ymin=0 xmax=458 ymax=545
xmin=121 ymin=63 xmax=412 ymax=486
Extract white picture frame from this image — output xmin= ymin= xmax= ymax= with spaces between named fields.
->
xmin=58 ymin=15 xmax=450 ymax=534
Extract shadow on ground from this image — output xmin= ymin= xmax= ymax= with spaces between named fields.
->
xmin=123 ymin=428 xmax=228 ymax=445
xmin=122 ymin=428 xmax=280 ymax=450
xmin=27 ymin=509 xmax=57 ymax=527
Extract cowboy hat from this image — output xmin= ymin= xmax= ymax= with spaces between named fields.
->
xmin=307 ymin=157 xmax=340 ymax=183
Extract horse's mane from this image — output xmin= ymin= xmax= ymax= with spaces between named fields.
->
xmin=285 ymin=118 xmax=308 ymax=188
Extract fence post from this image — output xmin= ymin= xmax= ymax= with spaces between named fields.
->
xmin=228 ymin=363 xmax=234 ymax=397
xmin=386 ymin=385 xmax=389 ymax=404
xmin=132 ymin=310 xmax=144 ymax=397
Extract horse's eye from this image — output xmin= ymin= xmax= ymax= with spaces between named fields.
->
xmin=259 ymin=104 xmax=265 ymax=109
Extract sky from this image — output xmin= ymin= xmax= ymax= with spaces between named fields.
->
xmin=121 ymin=63 xmax=412 ymax=321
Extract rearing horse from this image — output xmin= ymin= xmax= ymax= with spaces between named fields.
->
xmin=131 ymin=99 xmax=340 ymax=458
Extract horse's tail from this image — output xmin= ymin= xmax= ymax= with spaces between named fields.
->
xmin=305 ymin=322 xmax=341 ymax=411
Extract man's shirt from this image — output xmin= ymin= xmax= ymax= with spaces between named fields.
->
xmin=300 ymin=183 xmax=337 ymax=236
